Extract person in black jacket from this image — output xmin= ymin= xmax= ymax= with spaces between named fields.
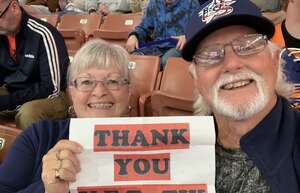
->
xmin=182 ymin=0 xmax=300 ymax=192
xmin=0 ymin=0 xmax=69 ymax=129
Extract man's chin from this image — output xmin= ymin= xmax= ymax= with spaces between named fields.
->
xmin=212 ymin=97 xmax=267 ymax=121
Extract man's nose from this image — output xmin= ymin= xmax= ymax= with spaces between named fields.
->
xmin=221 ymin=46 xmax=245 ymax=72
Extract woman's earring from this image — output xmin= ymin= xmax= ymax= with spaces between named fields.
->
xmin=68 ymin=105 xmax=76 ymax=118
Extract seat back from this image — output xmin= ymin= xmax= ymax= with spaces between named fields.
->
xmin=151 ymin=57 xmax=195 ymax=116
xmin=0 ymin=125 xmax=21 ymax=162
xmin=58 ymin=14 xmax=102 ymax=40
xmin=94 ymin=14 xmax=142 ymax=47
xmin=59 ymin=29 xmax=85 ymax=56
xmin=128 ymin=55 xmax=160 ymax=116
xmin=34 ymin=14 xmax=60 ymax=27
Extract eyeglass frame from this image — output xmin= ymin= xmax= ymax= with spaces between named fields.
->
xmin=70 ymin=76 xmax=130 ymax=92
xmin=192 ymin=34 xmax=268 ymax=68
xmin=0 ymin=0 xmax=13 ymax=18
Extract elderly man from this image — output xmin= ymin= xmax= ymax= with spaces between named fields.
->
xmin=0 ymin=0 xmax=69 ymax=129
xmin=182 ymin=0 xmax=300 ymax=192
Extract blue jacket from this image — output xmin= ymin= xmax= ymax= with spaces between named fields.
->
xmin=0 ymin=9 xmax=69 ymax=111
xmin=130 ymin=0 xmax=199 ymax=44
xmin=240 ymin=96 xmax=300 ymax=193
xmin=0 ymin=97 xmax=299 ymax=192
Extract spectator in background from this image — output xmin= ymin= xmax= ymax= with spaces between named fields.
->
xmin=182 ymin=0 xmax=300 ymax=192
xmin=58 ymin=0 xmax=131 ymax=15
xmin=272 ymin=0 xmax=300 ymax=109
xmin=125 ymin=0 xmax=199 ymax=69
xmin=0 ymin=0 xmax=69 ymax=129
xmin=272 ymin=0 xmax=300 ymax=48
xmin=19 ymin=0 xmax=60 ymax=14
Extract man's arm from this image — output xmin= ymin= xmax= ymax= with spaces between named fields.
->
xmin=125 ymin=0 xmax=155 ymax=52
xmin=129 ymin=0 xmax=155 ymax=43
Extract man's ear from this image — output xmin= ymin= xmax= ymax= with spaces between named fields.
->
xmin=11 ymin=0 xmax=20 ymax=11
xmin=188 ymin=64 xmax=202 ymax=97
xmin=188 ymin=63 xmax=197 ymax=79
xmin=273 ymin=49 xmax=281 ymax=68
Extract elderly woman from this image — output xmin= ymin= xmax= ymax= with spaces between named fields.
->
xmin=0 ymin=39 xmax=132 ymax=193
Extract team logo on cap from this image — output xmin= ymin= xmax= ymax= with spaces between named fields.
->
xmin=199 ymin=0 xmax=236 ymax=24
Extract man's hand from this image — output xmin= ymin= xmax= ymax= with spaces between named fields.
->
xmin=172 ymin=35 xmax=186 ymax=51
xmin=125 ymin=35 xmax=139 ymax=53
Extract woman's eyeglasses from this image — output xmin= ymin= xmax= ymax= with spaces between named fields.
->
xmin=71 ymin=76 xmax=129 ymax=92
xmin=0 ymin=0 xmax=13 ymax=18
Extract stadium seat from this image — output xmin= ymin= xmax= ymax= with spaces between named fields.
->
xmin=58 ymin=14 xmax=102 ymax=40
xmin=128 ymin=55 xmax=160 ymax=116
xmin=34 ymin=14 xmax=60 ymax=27
xmin=151 ymin=57 xmax=195 ymax=116
xmin=0 ymin=124 xmax=21 ymax=162
xmin=94 ymin=14 xmax=141 ymax=47
xmin=59 ymin=29 xmax=85 ymax=56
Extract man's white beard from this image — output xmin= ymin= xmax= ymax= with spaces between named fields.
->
xmin=210 ymin=69 xmax=270 ymax=121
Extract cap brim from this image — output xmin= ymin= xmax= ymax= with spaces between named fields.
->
xmin=182 ymin=15 xmax=275 ymax=61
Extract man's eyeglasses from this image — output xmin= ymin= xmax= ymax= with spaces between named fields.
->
xmin=0 ymin=0 xmax=13 ymax=18
xmin=193 ymin=34 xmax=268 ymax=67
xmin=71 ymin=76 xmax=130 ymax=92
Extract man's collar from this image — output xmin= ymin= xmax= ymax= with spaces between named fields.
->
xmin=14 ymin=7 xmax=28 ymax=36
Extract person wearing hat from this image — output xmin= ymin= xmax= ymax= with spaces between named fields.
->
xmin=182 ymin=0 xmax=300 ymax=192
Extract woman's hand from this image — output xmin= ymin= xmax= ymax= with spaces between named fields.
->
xmin=42 ymin=140 xmax=83 ymax=193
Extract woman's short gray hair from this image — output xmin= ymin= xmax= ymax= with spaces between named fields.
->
xmin=67 ymin=39 xmax=130 ymax=84
xmin=191 ymin=41 xmax=295 ymax=115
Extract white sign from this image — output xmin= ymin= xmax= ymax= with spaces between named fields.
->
xmin=69 ymin=116 xmax=216 ymax=193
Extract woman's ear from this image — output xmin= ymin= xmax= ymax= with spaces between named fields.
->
xmin=66 ymin=87 xmax=74 ymax=106
xmin=66 ymin=87 xmax=76 ymax=117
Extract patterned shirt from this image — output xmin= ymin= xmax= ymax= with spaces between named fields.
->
xmin=216 ymin=143 xmax=272 ymax=193
xmin=131 ymin=0 xmax=199 ymax=43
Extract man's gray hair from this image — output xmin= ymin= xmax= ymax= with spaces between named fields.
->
xmin=67 ymin=39 xmax=130 ymax=84
xmin=190 ymin=41 xmax=295 ymax=115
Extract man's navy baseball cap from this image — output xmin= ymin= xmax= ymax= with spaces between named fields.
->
xmin=182 ymin=0 xmax=275 ymax=61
